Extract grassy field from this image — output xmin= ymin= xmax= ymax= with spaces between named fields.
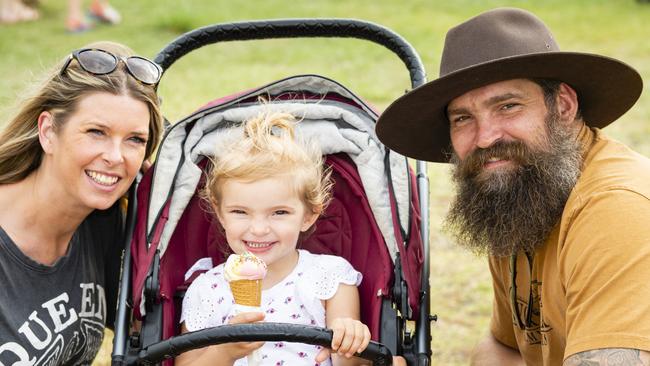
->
xmin=2 ymin=1 xmax=649 ymax=365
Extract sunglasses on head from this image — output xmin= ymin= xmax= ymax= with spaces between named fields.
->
xmin=60 ymin=48 xmax=162 ymax=86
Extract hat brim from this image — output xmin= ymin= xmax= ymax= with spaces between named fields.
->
xmin=376 ymin=52 xmax=643 ymax=163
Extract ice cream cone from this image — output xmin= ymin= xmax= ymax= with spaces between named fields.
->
xmin=223 ymin=252 xmax=266 ymax=366
xmin=229 ymin=279 xmax=262 ymax=307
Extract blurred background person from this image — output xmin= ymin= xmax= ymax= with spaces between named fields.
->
xmin=66 ymin=0 xmax=121 ymax=32
xmin=0 ymin=0 xmax=38 ymax=24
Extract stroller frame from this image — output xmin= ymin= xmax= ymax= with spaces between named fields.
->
xmin=111 ymin=18 xmax=433 ymax=366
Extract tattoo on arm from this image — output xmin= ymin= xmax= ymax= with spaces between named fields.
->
xmin=564 ymin=349 xmax=649 ymax=366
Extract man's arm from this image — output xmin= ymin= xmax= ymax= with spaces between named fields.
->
xmin=564 ymin=349 xmax=650 ymax=365
xmin=470 ymin=333 xmax=525 ymax=366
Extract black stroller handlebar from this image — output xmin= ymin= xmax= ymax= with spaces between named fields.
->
xmin=154 ymin=18 xmax=426 ymax=89
xmin=137 ymin=323 xmax=394 ymax=365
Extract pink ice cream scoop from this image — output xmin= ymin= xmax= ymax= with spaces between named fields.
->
xmin=224 ymin=252 xmax=267 ymax=281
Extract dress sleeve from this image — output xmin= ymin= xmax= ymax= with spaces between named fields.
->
xmin=309 ymin=254 xmax=362 ymax=301
xmin=561 ymin=189 xmax=650 ymax=357
xmin=180 ymin=266 xmax=230 ymax=332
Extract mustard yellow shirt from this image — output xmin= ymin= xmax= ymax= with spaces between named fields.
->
xmin=489 ymin=126 xmax=650 ymax=365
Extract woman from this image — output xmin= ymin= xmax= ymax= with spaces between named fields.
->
xmin=0 ymin=41 xmax=163 ymax=365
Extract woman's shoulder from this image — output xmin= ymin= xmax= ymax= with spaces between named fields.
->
xmin=83 ymin=202 xmax=123 ymax=252
xmin=86 ymin=201 xmax=123 ymax=227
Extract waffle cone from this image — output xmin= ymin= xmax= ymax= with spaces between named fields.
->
xmin=229 ymin=279 xmax=262 ymax=307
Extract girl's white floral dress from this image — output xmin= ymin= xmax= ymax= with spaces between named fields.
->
xmin=181 ymin=249 xmax=362 ymax=366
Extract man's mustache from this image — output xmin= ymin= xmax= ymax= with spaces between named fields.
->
xmin=457 ymin=140 xmax=534 ymax=178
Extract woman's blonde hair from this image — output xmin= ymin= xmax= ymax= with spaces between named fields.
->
xmin=204 ymin=109 xmax=332 ymax=217
xmin=0 ymin=41 xmax=163 ymax=183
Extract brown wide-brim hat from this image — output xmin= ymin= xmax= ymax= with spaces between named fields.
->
xmin=376 ymin=7 xmax=643 ymax=163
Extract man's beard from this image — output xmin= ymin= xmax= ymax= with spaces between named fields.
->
xmin=444 ymin=110 xmax=583 ymax=257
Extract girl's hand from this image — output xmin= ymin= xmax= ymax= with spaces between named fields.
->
xmin=175 ymin=312 xmax=265 ymax=366
xmin=221 ymin=312 xmax=266 ymax=361
xmin=315 ymin=317 xmax=371 ymax=362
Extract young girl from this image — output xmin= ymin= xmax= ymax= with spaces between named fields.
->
xmin=177 ymin=110 xmax=371 ymax=366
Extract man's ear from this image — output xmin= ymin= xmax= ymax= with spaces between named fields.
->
xmin=37 ymin=111 xmax=56 ymax=154
xmin=556 ymin=83 xmax=579 ymax=123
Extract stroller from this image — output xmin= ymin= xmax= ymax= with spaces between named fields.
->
xmin=112 ymin=19 xmax=433 ymax=366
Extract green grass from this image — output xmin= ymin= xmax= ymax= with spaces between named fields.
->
xmin=2 ymin=1 xmax=650 ymax=365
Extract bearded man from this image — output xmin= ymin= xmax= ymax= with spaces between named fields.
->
xmin=377 ymin=7 xmax=650 ymax=366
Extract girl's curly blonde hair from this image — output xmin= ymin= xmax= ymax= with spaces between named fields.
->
xmin=204 ymin=109 xmax=332 ymax=218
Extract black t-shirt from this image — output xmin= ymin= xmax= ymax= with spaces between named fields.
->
xmin=0 ymin=204 xmax=122 ymax=365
